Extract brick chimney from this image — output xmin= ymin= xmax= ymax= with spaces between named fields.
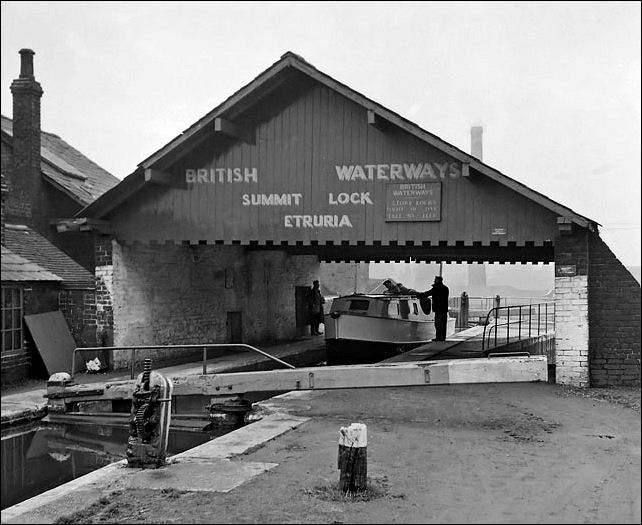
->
xmin=1 ymin=174 xmax=7 ymax=245
xmin=9 ymin=48 xmax=43 ymax=224
xmin=471 ymin=126 xmax=483 ymax=161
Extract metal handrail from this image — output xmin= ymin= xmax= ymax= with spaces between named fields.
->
xmin=71 ymin=343 xmax=296 ymax=380
xmin=481 ymin=303 xmax=555 ymax=352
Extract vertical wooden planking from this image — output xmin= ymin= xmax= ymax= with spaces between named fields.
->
xmin=318 ymin=86 xmax=330 ymax=244
xmin=281 ymin=99 xmax=292 ymax=244
xmin=311 ymin=85 xmax=319 ymax=244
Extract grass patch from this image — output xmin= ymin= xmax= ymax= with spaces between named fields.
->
xmin=303 ymin=476 xmax=403 ymax=502
xmin=53 ymin=490 xmax=127 ymax=524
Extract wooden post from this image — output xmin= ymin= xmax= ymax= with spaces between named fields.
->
xmin=337 ymin=423 xmax=367 ymax=493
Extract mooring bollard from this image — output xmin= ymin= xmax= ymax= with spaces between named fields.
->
xmin=126 ymin=358 xmax=173 ymax=468
xmin=337 ymin=422 xmax=367 ymax=493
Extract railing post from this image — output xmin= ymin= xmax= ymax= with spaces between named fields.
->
xmin=494 ymin=310 xmax=498 ymax=348
xmin=518 ymin=307 xmax=522 ymax=341
xmin=528 ymin=305 xmax=532 ymax=338
xmin=538 ymin=304 xmax=541 ymax=335
xmin=202 ymin=347 xmax=208 ymax=375
xmin=131 ymin=348 xmax=135 ymax=380
xmin=545 ymin=303 xmax=548 ymax=332
xmin=494 ymin=295 xmax=501 ymax=316
xmin=506 ymin=306 xmax=510 ymax=344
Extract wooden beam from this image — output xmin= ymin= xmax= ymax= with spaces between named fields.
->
xmin=367 ymin=110 xmax=388 ymax=131
xmin=144 ymin=168 xmax=186 ymax=189
xmin=53 ymin=217 xmax=111 ymax=234
xmin=214 ymin=117 xmax=255 ymax=144
xmin=557 ymin=216 xmax=574 ymax=235
xmin=47 ymin=357 xmax=547 ymax=404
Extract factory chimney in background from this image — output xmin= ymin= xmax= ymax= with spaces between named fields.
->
xmin=468 ymin=125 xmax=487 ymax=288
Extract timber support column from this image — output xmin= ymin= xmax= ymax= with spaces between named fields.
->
xmin=554 ymin=221 xmax=590 ymax=387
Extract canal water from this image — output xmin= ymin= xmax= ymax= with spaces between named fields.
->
xmin=1 ymin=421 xmax=228 ymax=510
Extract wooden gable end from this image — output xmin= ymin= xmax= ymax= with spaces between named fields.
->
xmin=108 ymin=75 xmax=559 ymax=246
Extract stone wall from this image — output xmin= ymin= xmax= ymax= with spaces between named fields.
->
xmin=319 ymin=262 xmax=370 ymax=295
xmin=110 ymin=242 xmax=320 ymax=369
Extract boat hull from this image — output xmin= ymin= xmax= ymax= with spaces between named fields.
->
xmin=324 ymin=313 xmax=456 ymax=365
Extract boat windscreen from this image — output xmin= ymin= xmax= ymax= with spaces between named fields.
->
xmin=348 ymin=299 xmax=370 ymax=311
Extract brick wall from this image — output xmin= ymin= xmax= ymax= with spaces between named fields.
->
xmin=95 ymin=236 xmax=114 ymax=348
xmin=588 ymin=232 xmax=641 ymax=386
xmin=110 ymin=242 xmax=319 ymax=370
xmin=58 ymin=287 xmax=98 ymax=348
xmin=554 ymin=275 xmax=590 ymax=386
xmin=554 ymin=230 xmax=589 ymax=387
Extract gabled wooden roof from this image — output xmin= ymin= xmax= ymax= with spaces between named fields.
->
xmin=80 ymin=52 xmax=596 ymax=230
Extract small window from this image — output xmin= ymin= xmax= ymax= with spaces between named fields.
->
xmin=1 ymin=286 xmax=23 ymax=353
xmin=348 ymin=299 xmax=370 ymax=311
xmin=388 ymin=302 xmax=399 ymax=316
xmin=399 ymin=300 xmax=410 ymax=319
xmin=413 ymin=302 xmax=419 ymax=315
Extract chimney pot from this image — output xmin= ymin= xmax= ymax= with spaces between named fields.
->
xmin=471 ymin=126 xmax=483 ymax=161
xmin=19 ymin=48 xmax=36 ymax=79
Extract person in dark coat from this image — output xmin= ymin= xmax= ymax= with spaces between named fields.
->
xmin=307 ymin=280 xmax=325 ymax=335
xmin=418 ymin=276 xmax=450 ymax=341
xmin=382 ymin=278 xmax=418 ymax=295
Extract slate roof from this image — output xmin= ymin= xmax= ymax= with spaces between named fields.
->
xmin=1 ymin=115 xmax=120 ymax=206
xmin=3 ymin=225 xmax=94 ymax=286
xmin=1 ymin=245 xmax=62 ymax=282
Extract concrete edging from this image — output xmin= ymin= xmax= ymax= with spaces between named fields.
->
xmin=0 ymin=390 xmax=313 ymax=523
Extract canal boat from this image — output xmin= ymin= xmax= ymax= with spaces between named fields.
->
xmin=323 ymin=293 xmax=456 ymax=365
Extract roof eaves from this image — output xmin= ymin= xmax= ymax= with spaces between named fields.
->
xmin=138 ymin=55 xmax=293 ymax=170
xmin=77 ymin=168 xmax=146 ymax=219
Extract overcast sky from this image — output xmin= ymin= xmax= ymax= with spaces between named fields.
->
xmin=2 ymin=1 xmax=640 ymax=266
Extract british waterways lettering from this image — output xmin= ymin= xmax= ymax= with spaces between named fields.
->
xmin=335 ymin=162 xmax=461 ymax=181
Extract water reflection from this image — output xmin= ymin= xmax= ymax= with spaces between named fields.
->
xmin=1 ymin=421 xmax=222 ymax=510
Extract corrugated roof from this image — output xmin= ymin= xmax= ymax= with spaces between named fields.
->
xmin=0 ymin=115 xmax=120 ymax=206
xmin=1 ymin=245 xmax=62 ymax=282
xmin=3 ymin=225 xmax=94 ymax=285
